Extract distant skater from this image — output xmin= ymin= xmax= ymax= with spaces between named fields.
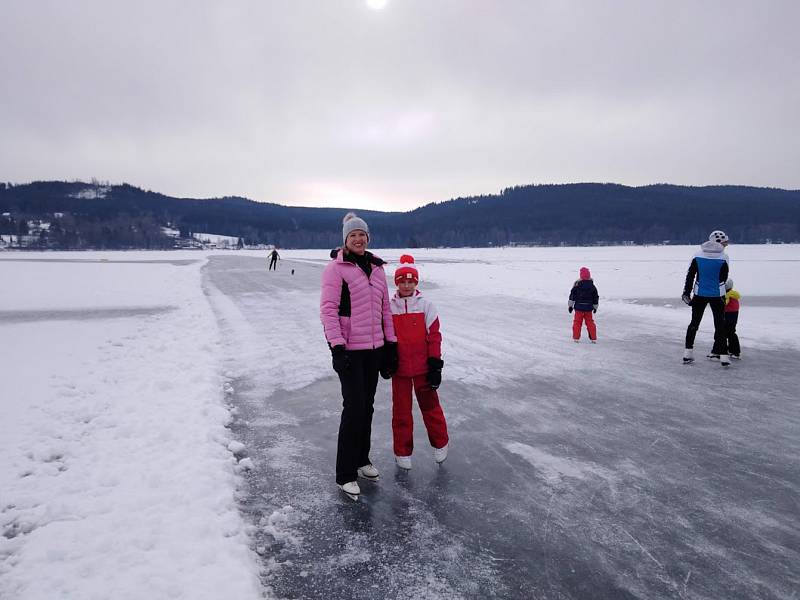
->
xmin=268 ymin=248 xmax=280 ymax=271
xmin=568 ymin=267 xmax=599 ymax=343
xmin=682 ymin=230 xmax=730 ymax=365
xmin=389 ymin=255 xmax=449 ymax=470
xmin=708 ymin=278 xmax=741 ymax=360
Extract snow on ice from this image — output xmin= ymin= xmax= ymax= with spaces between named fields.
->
xmin=0 ymin=252 xmax=261 ymax=600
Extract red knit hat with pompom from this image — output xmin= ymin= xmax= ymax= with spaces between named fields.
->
xmin=394 ymin=254 xmax=419 ymax=284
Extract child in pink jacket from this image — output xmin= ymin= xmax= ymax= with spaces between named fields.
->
xmin=320 ymin=213 xmax=397 ymax=500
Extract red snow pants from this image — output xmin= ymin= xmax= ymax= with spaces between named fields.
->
xmin=391 ymin=374 xmax=449 ymax=457
xmin=572 ymin=310 xmax=597 ymax=341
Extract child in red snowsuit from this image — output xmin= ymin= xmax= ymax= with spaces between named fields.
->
xmin=568 ymin=266 xmax=599 ymax=342
xmin=389 ymin=255 xmax=449 ymax=469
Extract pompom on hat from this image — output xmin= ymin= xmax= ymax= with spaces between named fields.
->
xmin=579 ymin=266 xmax=591 ymax=280
xmin=394 ymin=254 xmax=419 ymax=284
xmin=342 ymin=212 xmax=369 ymax=244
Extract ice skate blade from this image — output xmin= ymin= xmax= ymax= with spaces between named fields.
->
xmin=338 ymin=487 xmax=359 ymax=502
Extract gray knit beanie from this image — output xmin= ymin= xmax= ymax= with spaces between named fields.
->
xmin=342 ymin=212 xmax=369 ymax=244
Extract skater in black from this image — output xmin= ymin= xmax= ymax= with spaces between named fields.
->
xmin=268 ymin=248 xmax=280 ymax=271
xmin=682 ymin=230 xmax=730 ymax=365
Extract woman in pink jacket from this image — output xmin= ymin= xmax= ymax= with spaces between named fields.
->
xmin=320 ymin=213 xmax=398 ymax=500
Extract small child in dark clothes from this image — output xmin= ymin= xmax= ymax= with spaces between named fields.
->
xmin=568 ymin=267 xmax=599 ymax=342
xmin=709 ymin=278 xmax=742 ymax=359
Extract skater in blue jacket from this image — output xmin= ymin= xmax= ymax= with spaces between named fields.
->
xmin=682 ymin=230 xmax=730 ymax=366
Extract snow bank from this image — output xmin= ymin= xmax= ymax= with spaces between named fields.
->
xmin=0 ymin=253 xmax=261 ymax=600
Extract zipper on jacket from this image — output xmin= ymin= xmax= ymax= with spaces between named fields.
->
xmin=344 ymin=257 xmax=378 ymax=350
xmin=372 ymin=276 xmax=376 ymax=349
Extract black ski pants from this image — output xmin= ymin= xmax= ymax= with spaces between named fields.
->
xmin=268 ymin=257 xmax=278 ymax=271
xmin=685 ymin=296 xmax=726 ymax=354
xmin=335 ymin=348 xmax=381 ymax=485
xmin=725 ymin=312 xmax=740 ymax=356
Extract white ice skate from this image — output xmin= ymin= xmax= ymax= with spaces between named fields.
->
xmin=394 ymin=455 xmax=412 ymax=470
xmin=338 ymin=481 xmax=360 ymax=501
xmin=433 ymin=444 xmax=449 ymax=464
xmin=357 ymin=464 xmax=380 ymax=481
xmin=707 ymin=353 xmax=720 ymax=360
xmin=731 ymin=353 xmax=741 ymax=360
xmin=720 ymin=354 xmax=731 ymax=366
xmin=683 ymin=349 xmax=694 ymax=364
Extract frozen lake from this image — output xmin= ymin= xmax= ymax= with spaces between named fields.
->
xmin=1 ymin=245 xmax=799 ymax=599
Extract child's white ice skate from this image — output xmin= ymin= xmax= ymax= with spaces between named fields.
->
xmin=683 ymin=349 xmax=694 ymax=364
xmin=395 ymin=455 xmax=412 ymax=470
xmin=433 ymin=444 xmax=449 ymax=464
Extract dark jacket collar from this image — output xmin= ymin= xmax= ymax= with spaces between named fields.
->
xmin=333 ymin=248 xmax=386 ymax=267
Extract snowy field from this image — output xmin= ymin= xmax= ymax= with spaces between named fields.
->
xmin=0 ymin=252 xmax=262 ymax=600
xmin=1 ymin=245 xmax=798 ymax=599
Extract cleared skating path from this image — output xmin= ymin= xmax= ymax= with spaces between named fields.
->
xmin=204 ymin=255 xmax=799 ymax=600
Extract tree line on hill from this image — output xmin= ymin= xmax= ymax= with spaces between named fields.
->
xmin=1 ymin=180 xmax=798 ymax=250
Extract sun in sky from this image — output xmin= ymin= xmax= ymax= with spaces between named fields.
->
xmin=366 ymin=0 xmax=389 ymax=10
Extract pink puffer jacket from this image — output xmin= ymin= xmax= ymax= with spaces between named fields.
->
xmin=320 ymin=250 xmax=397 ymax=350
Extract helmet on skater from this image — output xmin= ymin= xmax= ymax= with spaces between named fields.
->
xmin=709 ymin=230 xmax=729 ymax=244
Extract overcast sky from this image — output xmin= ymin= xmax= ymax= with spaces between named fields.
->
xmin=1 ymin=1 xmax=798 ymax=211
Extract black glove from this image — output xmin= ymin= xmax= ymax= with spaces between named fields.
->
xmin=331 ymin=345 xmax=350 ymax=374
xmin=426 ymin=357 xmax=444 ymax=390
xmin=568 ymin=306 xmax=573 ymax=314
xmin=380 ymin=341 xmax=398 ymax=379
xmin=681 ymin=293 xmax=692 ymax=306
xmin=593 ymin=305 xmax=598 ymax=314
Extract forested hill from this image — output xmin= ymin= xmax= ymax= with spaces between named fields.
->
xmin=1 ymin=180 xmax=799 ymax=249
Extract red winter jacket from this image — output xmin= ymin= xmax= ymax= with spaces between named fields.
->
xmin=389 ymin=290 xmax=442 ymax=377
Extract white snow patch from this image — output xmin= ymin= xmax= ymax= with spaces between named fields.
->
xmin=504 ymin=441 xmax=613 ymax=483
xmin=228 ymin=440 xmax=247 ymax=456
xmin=0 ymin=252 xmax=262 ymax=600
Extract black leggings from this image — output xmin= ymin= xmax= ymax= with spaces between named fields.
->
xmin=724 ymin=312 xmax=740 ymax=356
xmin=335 ymin=349 xmax=381 ymax=485
xmin=685 ymin=296 xmax=726 ymax=354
